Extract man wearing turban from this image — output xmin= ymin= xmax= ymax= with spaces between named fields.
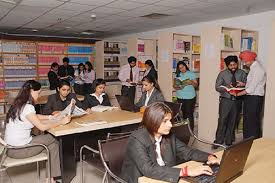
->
xmin=213 ymin=55 xmax=247 ymax=149
xmin=236 ymin=51 xmax=266 ymax=139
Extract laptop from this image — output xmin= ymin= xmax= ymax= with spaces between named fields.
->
xmin=115 ymin=95 xmax=139 ymax=112
xmin=183 ymin=137 xmax=254 ymax=183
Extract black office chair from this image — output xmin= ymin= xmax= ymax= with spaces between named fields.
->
xmin=98 ymin=135 xmax=129 ymax=183
xmin=163 ymin=101 xmax=182 ymax=123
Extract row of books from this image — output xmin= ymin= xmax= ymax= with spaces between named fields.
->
xmin=241 ymin=37 xmax=257 ymax=52
xmin=2 ymin=42 xmax=36 ymax=53
xmin=4 ymin=67 xmax=37 ymax=77
xmin=173 ymin=40 xmax=191 ymax=53
xmin=67 ymin=46 xmax=94 ymax=54
xmin=2 ymin=54 xmax=37 ymax=65
xmin=172 ymin=57 xmax=200 ymax=72
xmin=221 ymin=33 xmax=234 ymax=50
xmin=38 ymin=44 xmax=65 ymax=54
xmin=38 ymin=56 xmax=62 ymax=65
xmin=37 ymin=67 xmax=50 ymax=76
xmin=5 ymin=80 xmax=33 ymax=89
xmin=67 ymin=56 xmax=90 ymax=65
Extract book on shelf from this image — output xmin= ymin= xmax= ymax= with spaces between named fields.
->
xmin=192 ymin=59 xmax=200 ymax=72
xmin=241 ymin=37 xmax=256 ymax=52
xmin=220 ymin=85 xmax=245 ymax=93
xmin=222 ymin=33 xmax=234 ymax=50
xmin=192 ymin=44 xmax=200 ymax=54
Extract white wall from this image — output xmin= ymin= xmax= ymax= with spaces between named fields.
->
xmin=107 ymin=10 xmax=275 ymax=67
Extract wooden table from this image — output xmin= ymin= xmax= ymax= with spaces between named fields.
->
xmin=139 ymin=138 xmax=275 ymax=183
xmin=37 ymin=94 xmax=85 ymax=105
xmin=48 ymin=110 xmax=142 ymax=183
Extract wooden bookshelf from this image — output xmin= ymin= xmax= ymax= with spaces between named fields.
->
xmin=127 ymin=37 xmax=157 ymax=101
xmin=199 ymin=26 xmax=258 ymax=142
xmin=95 ymin=40 xmax=128 ymax=105
xmin=0 ymin=40 xmax=95 ymax=114
xmin=158 ymin=32 xmax=200 ymax=102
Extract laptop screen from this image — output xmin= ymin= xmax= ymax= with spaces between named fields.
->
xmin=115 ymin=95 xmax=137 ymax=112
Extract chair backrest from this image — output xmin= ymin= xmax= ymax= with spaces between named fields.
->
xmin=171 ymin=122 xmax=191 ymax=145
xmin=164 ymin=101 xmax=182 ymax=123
xmin=98 ymin=135 xmax=129 ymax=183
xmin=107 ymin=131 xmax=132 ymax=140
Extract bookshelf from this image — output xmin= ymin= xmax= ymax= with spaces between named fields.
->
xmin=220 ymin=27 xmax=258 ymax=70
xmin=0 ymin=40 xmax=95 ymax=114
xmin=95 ymin=40 xmax=128 ymax=105
xmin=199 ymin=26 xmax=258 ymax=142
xmin=127 ymin=38 xmax=157 ymax=101
xmin=158 ymin=32 xmax=201 ymax=103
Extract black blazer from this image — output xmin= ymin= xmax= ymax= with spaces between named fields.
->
xmin=121 ymin=128 xmax=209 ymax=183
xmin=48 ymin=70 xmax=59 ymax=90
xmin=42 ymin=93 xmax=83 ymax=115
xmin=58 ymin=65 xmax=75 ymax=78
xmin=82 ymin=93 xmax=111 ymax=110
xmin=135 ymin=88 xmax=164 ymax=109
xmin=146 ymin=68 xmax=158 ymax=81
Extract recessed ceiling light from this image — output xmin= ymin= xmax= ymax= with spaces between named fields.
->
xmin=32 ymin=29 xmax=38 ymax=32
xmin=81 ymin=31 xmax=95 ymax=35
xmin=90 ymin=14 xmax=96 ymax=18
xmin=65 ymin=26 xmax=71 ymax=29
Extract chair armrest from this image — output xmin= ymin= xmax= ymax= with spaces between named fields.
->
xmin=7 ymin=143 xmax=50 ymax=158
xmin=80 ymin=145 xmax=99 ymax=154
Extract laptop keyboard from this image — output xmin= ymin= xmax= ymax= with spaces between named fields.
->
xmin=192 ymin=164 xmax=220 ymax=183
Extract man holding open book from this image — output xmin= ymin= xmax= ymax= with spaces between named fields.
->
xmin=213 ymin=55 xmax=247 ymax=149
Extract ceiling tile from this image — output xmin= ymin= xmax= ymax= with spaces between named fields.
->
xmin=69 ymin=0 xmax=115 ymax=6
xmin=89 ymin=6 xmax=127 ymax=15
xmin=106 ymin=0 xmax=146 ymax=10
xmin=126 ymin=0 xmax=161 ymax=4
xmin=57 ymin=2 xmax=96 ymax=11
xmin=0 ymin=2 xmax=16 ymax=8
xmin=155 ymin=0 xmax=199 ymax=8
xmin=19 ymin=0 xmax=64 ymax=8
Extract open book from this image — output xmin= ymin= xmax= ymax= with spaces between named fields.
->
xmin=220 ymin=85 xmax=245 ymax=93
xmin=91 ymin=105 xmax=118 ymax=112
xmin=174 ymin=78 xmax=191 ymax=88
xmin=52 ymin=99 xmax=88 ymax=120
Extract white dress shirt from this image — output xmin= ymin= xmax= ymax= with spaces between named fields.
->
xmin=144 ymin=88 xmax=154 ymax=106
xmin=91 ymin=93 xmax=105 ymax=104
xmin=5 ymin=104 xmax=35 ymax=146
xmin=245 ymin=61 xmax=266 ymax=96
xmin=118 ymin=64 xmax=139 ymax=86
xmin=155 ymin=136 xmax=165 ymax=166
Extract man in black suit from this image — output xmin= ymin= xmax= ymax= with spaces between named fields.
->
xmin=58 ymin=57 xmax=75 ymax=81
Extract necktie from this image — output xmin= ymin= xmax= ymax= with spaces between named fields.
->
xmin=231 ymin=71 xmax=237 ymax=87
xmin=130 ymin=67 xmax=133 ymax=81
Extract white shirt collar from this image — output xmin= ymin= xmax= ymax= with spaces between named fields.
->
xmin=91 ymin=93 xmax=106 ymax=104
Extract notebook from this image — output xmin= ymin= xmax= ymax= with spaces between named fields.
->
xmin=183 ymin=137 xmax=254 ymax=183
xmin=115 ymin=95 xmax=139 ymax=112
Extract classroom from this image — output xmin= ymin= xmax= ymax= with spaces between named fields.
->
xmin=0 ymin=0 xmax=275 ymax=183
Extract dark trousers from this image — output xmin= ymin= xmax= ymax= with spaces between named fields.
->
xmin=121 ymin=85 xmax=136 ymax=104
xmin=177 ymin=97 xmax=196 ymax=131
xmin=243 ymin=95 xmax=264 ymax=139
xmin=215 ymin=98 xmax=242 ymax=145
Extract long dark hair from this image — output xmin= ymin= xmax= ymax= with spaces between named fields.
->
xmin=142 ymin=75 xmax=161 ymax=92
xmin=6 ymin=80 xmax=41 ymax=122
xmin=176 ymin=61 xmax=190 ymax=77
xmin=145 ymin=60 xmax=155 ymax=69
xmin=78 ymin=63 xmax=85 ymax=74
xmin=141 ymin=102 xmax=172 ymax=136
xmin=85 ymin=61 xmax=93 ymax=72
xmin=91 ymin=78 xmax=106 ymax=93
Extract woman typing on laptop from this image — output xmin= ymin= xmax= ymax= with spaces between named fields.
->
xmin=121 ymin=102 xmax=219 ymax=183
xmin=135 ymin=75 xmax=164 ymax=112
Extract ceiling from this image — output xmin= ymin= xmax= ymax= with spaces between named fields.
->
xmin=0 ymin=0 xmax=275 ymax=39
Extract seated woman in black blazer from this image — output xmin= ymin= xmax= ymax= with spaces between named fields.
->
xmin=43 ymin=79 xmax=83 ymax=115
xmin=135 ymin=75 xmax=164 ymax=111
xmin=121 ymin=102 xmax=219 ymax=183
xmin=82 ymin=78 xmax=111 ymax=110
